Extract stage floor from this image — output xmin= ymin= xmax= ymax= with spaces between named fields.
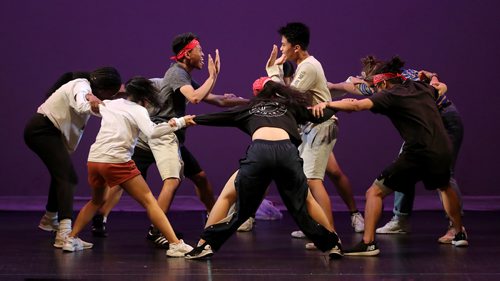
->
xmin=1 ymin=210 xmax=498 ymax=280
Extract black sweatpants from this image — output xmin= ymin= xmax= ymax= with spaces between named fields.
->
xmin=24 ymin=114 xmax=78 ymax=220
xmin=201 ymin=139 xmax=339 ymax=252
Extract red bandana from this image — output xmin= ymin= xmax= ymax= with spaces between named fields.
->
xmin=252 ymin=77 xmax=272 ymax=96
xmin=372 ymin=73 xmax=406 ymax=85
xmin=170 ymin=39 xmax=200 ymax=61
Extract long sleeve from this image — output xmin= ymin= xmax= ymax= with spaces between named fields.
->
xmin=194 ymin=108 xmax=246 ymax=127
xmin=294 ymin=106 xmax=336 ymax=125
xmin=133 ymin=106 xmax=179 ymax=139
xmin=71 ymin=80 xmax=93 ymax=114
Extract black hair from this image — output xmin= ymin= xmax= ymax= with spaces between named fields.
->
xmin=124 ymin=76 xmax=160 ymax=108
xmin=172 ymin=32 xmax=199 ymax=57
xmin=45 ymin=67 xmax=120 ymax=99
xmin=89 ymin=67 xmax=122 ymax=98
xmin=250 ymin=81 xmax=312 ymax=108
xmin=360 ymin=55 xmax=382 ymax=80
xmin=278 ymin=22 xmax=310 ymax=50
xmin=372 ymin=56 xmax=406 ymax=85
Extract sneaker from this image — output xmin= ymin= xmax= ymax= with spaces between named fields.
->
xmin=376 ymin=216 xmax=409 ymax=234
xmin=452 ymin=231 xmax=469 ymax=247
xmin=344 ymin=240 xmax=380 ymax=256
xmin=237 ymin=217 xmax=255 ymax=232
xmin=146 ymin=226 xmax=169 ymax=249
xmin=329 ymin=243 xmax=344 ymax=260
xmin=38 ymin=214 xmax=59 ymax=232
xmin=53 ymin=228 xmax=71 ymax=248
xmin=438 ymin=225 xmax=466 ymax=244
xmin=166 ymin=240 xmax=194 ymax=257
xmin=305 ymin=242 xmax=317 ymax=250
xmin=185 ymin=242 xmax=214 ymax=260
xmin=291 ymin=230 xmax=306 ymax=239
xmin=62 ymin=236 xmax=93 ymax=252
xmin=350 ymin=212 xmax=365 ymax=233
xmin=91 ymin=214 xmax=108 ymax=237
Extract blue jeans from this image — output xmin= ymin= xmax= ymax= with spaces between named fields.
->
xmin=393 ymin=104 xmax=464 ymax=217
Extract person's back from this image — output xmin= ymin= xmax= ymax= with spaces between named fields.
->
xmin=89 ymin=98 xmax=150 ymax=163
xmin=371 ymin=80 xmax=451 ymax=158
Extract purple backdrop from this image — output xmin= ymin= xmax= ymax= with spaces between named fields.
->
xmin=2 ymin=1 xmax=499 ymax=208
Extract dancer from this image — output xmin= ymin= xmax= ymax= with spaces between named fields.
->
xmin=62 ymin=77 xmax=194 ymax=257
xmin=91 ymin=32 xmax=248 ymax=247
xmin=312 ymin=56 xmax=468 ymax=256
xmin=185 ymin=79 xmax=343 ymax=260
xmin=266 ymin=22 xmax=364 ymax=239
xmin=24 ymin=67 xmax=122 ymax=248
xmin=329 ymin=55 xmax=465 ymax=243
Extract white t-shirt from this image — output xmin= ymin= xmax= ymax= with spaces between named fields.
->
xmin=267 ymin=56 xmax=331 ymax=105
xmin=87 ymin=98 xmax=180 ymax=163
xmin=37 ymin=78 xmax=93 ymax=153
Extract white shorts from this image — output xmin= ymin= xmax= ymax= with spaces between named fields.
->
xmin=298 ymin=118 xmax=338 ymax=180
xmin=137 ymin=131 xmax=184 ymax=181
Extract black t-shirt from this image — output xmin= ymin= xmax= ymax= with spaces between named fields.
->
xmin=369 ymin=80 xmax=451 ymax=158
xmin=194 ymin=101 xmax=336 ymax=147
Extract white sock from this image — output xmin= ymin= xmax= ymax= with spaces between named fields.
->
xmin=59 ymin=219 xmax=72 ymax=230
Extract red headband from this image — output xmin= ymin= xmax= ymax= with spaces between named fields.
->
xmin=252 ymin=77 xmax=271 ymax=96
xmin=372 ymin=73 xmax=406 ymax=85
xmin=170 ymin=39 xmax=200 ymax=61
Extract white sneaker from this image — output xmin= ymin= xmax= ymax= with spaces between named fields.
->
xmin=376 ymin=216 xmax=410 ymax=234
xmin=291 ymin=230 xmax=306 ymax=239
xmin=62 ymin=236 xmax=93 ymax=252
xmin=166 ymin=240 xmax=194 ymax=257
xmin=38 ymin=214 xmax=59 ymax=232
xmin=53 ymin=228 xmax=71 ymax=248
xmin=305 ymin=242 xmax=317 ymax=250
xmin=350 ymin=212 xmax=365 ymax=233
xmin=237 ymin=217 xmax=255 ymax=232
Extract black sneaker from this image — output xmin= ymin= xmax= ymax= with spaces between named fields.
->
xmin=91 ymin=214 xmax=108 ymax=237
xmin=328 ymin=243 xmax=344 ymax=260
xmin=185 ymin=242 xmax=213 ymax=260
xmin=452 ymin=231 xmax=469 ymax=247
xmin=146 ymin=226 xmax=169 ymax=249
xmin=344 ymin=240 xmax=380 ymax=256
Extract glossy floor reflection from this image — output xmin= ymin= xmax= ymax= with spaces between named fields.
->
xmin=1 ymin=210 xmax=498 ymax=280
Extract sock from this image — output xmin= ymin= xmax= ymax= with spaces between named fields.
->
xmin=102 ymin=216 xmax=107 ymax=223
xmin=59 ymin=219 xmax=72 ymax=230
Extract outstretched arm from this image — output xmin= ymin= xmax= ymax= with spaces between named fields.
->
xmin=310 ymin=98 xmax=373 ymax=117
xmin=203 ymin=93 xmax=250 ymax=107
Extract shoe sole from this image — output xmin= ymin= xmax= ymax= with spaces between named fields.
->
xmin=344 ymin=249 xmax=380 ymax=256
xmin=185 ymin=252 xmax=214 ymax=260
xmin=39 ymin=225 xmax=58 ymax=232
xmin=452 ymin=240 xmax=469 ymax=247
xmin=329 ymin=251 xmax=344 ymax=260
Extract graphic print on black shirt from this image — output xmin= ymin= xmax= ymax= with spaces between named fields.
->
xmin=249 ymin=102 xmax=287 ymax=117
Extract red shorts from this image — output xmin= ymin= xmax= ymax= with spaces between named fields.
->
xmin=87 ymin=160 xmax=141 ymax=188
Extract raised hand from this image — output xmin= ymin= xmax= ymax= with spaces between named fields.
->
xmin=214 ymin=49 xmax=220 ymax=75
xmin=266 ymin=45 xmax=287 ymax=67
